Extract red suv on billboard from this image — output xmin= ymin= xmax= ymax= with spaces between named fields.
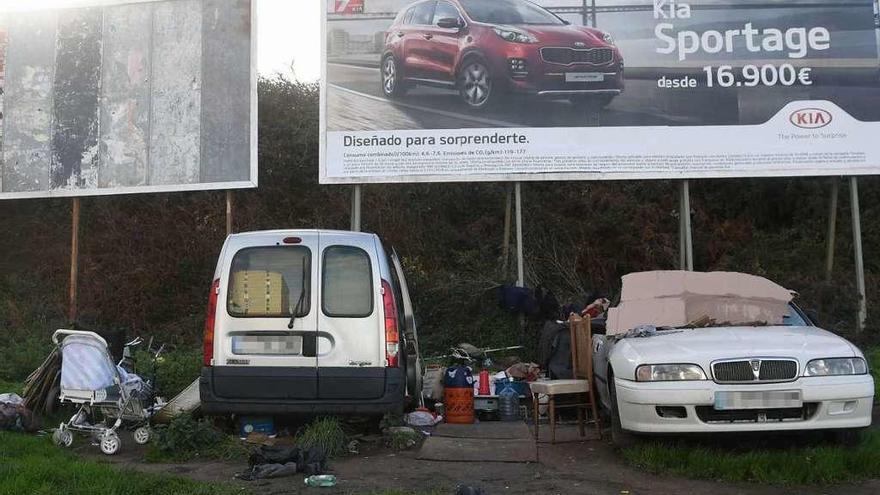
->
xmin=381 ymin=0 xmax=624 ymax=110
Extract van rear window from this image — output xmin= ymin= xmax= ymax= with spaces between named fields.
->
xmin=228 ymin=247 xmax=311 ymax=317
xmin=322 ymin=246 xmax=373 ymax=317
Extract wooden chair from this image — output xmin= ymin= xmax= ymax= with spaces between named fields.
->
xmin=530 ymin=314 xmax=601 ymax=443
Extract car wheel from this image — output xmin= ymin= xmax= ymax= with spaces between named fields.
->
xmin=608 ymin=371 xmax=639 ymax=449
xmin=457 ymin=60 xmax=493 ymax=109
xmin=381 ymin=55 xmax=406 ymax=98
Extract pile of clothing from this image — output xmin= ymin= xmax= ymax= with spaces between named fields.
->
xmin=236 ymin=445 xmax=328 ymax=481
xmin=0 ymin=393 xmax=38 ymax=432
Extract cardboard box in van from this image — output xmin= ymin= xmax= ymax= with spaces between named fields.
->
xmin=229 ymin=270 xmax=290 ymax=316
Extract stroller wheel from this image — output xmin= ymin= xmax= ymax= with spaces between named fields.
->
xmin=53 ymin=428 xmax=74 ymax=448
xmin=99 ymin=433 xmax=121 ymax=455
xmin=133 ymin=426 xmax=151 ymax=445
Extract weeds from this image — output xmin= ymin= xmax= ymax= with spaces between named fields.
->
xmin=147 ymin=414 xmax=248 ymax=462
xmin=296 ymin=417 xmax=349 ymax=458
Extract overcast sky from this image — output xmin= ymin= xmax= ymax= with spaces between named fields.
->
xmin=259 ymin=0 xmax=321 ymax=82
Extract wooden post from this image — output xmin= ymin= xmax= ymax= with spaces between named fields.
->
xmin=69 ymin=198 xmax=81 ymax=325
xmin=225 ymin=190 xmax=233 ymax=236
xmin=502 ymin=184 xmax=512 ymax=274
xmin=825 ymin=179 xmax=838 ymax=282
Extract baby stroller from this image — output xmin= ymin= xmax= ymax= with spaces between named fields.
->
xmin=51 ymin=329 xmax=164 ymax=455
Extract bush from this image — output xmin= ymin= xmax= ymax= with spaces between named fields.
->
xmin=147 ymin=414 xmax=247 ymax=462
xmin=0 ymin=332 xmax=52 ymax=383
xmin=296 ymin=417 xmax=349 ymax=458
xmin=143 ymin=348 xmax=202 ymax=399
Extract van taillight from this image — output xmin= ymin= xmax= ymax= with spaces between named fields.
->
xmin=382 ymin=279 xmax=400 ymax=368
xmin=203 ymin=278 xmax=220 ymax=367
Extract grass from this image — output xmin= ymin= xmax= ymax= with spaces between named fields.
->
xmin=0 ymin=431 xmax=242 ymax=495
xmin=622 ymin=429 xmax=880 ymax=485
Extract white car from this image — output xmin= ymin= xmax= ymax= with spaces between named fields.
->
xmin=593 ymin=271 xmax=874 ymax=445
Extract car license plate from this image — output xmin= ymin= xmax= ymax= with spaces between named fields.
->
xmin=713 ymin=390 xmax=802 ymax=410
xmin=565 ymin=72 xmax=604 ymax=83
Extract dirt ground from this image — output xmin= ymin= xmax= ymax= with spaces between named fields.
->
xmin=95 ymin=424 xmax=880 ymax=495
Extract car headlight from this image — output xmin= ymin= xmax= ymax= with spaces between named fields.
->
xmin=636 ymin=364 xmax=706 ymax=382
xmin=804 ymin=358 xmax=868 ymax=376
xmin=601 ymin=31 xmax=615 ymax=45
xmin=493 ymin=27 xmax=537 ymax=44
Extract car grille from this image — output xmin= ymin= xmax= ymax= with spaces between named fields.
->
xmin=713 ymin=359 xmax=798 ymax=383
xmin=541 ymin=47 xmax=613 ymax=66
xmin=695 ymin=403 xmax=818 ymax=424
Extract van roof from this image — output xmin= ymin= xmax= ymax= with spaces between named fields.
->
xmin=227 ymin=229 xmax=377 ymax=239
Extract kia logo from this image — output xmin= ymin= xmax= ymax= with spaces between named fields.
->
xmin=790 ymin=108 xmax=832 ymax=129
xmin=573 ymin=42 xmax=586 ymax=48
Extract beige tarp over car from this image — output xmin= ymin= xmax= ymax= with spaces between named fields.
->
xmin=606 ymin=271 xmax=793 ymax=335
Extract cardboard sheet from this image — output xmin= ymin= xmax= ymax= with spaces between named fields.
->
xmin=607 ymin=271 xmax=792 ymax=335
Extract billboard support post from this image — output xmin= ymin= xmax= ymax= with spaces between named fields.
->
xmin=679 ymin=180 xmax=694 ymax=271
xmin=515 ymin=182 xmax=525 ymax=287
xmin=226 ymin=191 xmax=234 ymax=236
xmin=351 ymin=185 xmax=363 ymax=232
xmin=850 ymin=177 xmax=867 ymax=332
xmin=503 ymin=185 xmax=512 ymax=274
xmin=69 ymin=198 xmax=81 ymax=326
xmin=825 ymin=179 xmax=839 ymax=282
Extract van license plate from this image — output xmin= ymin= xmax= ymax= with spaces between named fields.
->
xmin=565 ymin=72 xmax=604 ymax=83
xmin=714 ymin=390 xmax=802 ymax=410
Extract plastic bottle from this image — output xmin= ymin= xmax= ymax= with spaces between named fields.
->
xmin=304 ymin=475 xmax=337 ymax=487
xmin=498 ymin=377 xmax=520 ymax=422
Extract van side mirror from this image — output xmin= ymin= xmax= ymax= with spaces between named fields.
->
xmin=437 ymin=17 xmax=462 ymax=30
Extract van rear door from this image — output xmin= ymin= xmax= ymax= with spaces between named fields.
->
xmin=316 ymin=233 xmax=385 ymax=400
xmin=211 ymin=234 xmax=319 ymax=400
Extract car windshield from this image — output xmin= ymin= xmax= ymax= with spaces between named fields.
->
xmin=459 ymin=0 xmax=564 ymax=25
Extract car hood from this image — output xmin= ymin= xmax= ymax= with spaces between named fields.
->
xmin=506 ymin=24 xmax=609 ymax=46
xmin=614 ymin=326 xmax=860 ymax=368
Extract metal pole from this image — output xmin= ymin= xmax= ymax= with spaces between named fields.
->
xmin=680 ymin=180 xmax=694 ymax=271
xmin=850 ymin=177 xmax=867 ymax=332
xmin=69 ymin=198 xmax=81 ymax=325
xmin=502 ymin=184 xmax=512 ymax=274
xmin=679 ymin=184 xmax=686 ymax=270
xmin=351 ymin=185 xmax=362 ymax=232
xmin=515 ymin=182 xmax=525 ymax=287
xmin=825 ymin=179 xmax=839 ymax=282
xmin=225 ymin=190 xmax=233 ymax=236
xmin=581 ymin=0 xmax=588 ymax=26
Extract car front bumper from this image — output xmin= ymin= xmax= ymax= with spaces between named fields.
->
xmin=615 ymin=375 xmax=874 ymax=433
xmin=488 ymin=44 xmax=625 ymax=97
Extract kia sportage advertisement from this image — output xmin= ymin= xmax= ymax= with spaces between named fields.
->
xmin=321 ymin=0 xmax=880 ymax=184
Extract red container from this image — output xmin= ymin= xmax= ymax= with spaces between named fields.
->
xmin=478 ymin=370 xmax=490 ymax=395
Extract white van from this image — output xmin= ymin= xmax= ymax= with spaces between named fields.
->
xmin=199 ymin=230 xmax=421 ymax=415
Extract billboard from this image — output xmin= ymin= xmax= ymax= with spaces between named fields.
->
xmin=0 ymin=0 xmax=256 ymax=199
xmin=320 ymin=0 xmax=880 ymax=183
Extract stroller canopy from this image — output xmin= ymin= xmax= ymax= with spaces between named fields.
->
xmin=60 ymin=334 xmax=117 ymax=391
